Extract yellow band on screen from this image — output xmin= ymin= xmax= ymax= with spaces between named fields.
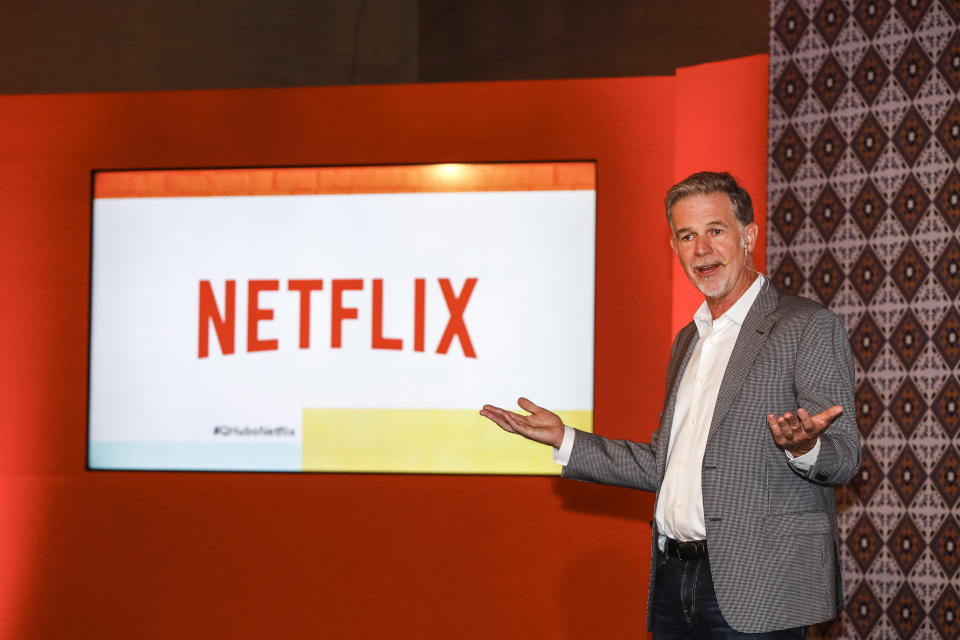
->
xmin=302 ymin=409 xmax=593 ymax=474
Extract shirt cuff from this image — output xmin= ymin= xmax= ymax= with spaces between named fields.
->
xmin=553 ymin=425 xmax=576 ymax=466
xmin=785 ymin=437 xmax=821 ymax=471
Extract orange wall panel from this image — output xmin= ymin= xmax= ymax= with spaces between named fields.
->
xmin=672 ymin=55 xmax=770 ymax=334
xmin=0 ymin=78 xmax=672 ymax=640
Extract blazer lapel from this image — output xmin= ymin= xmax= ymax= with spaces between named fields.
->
xmin=657 ymin=322 xmax=699 ymax=482
xmin=707 ymin=281 xmax=780 ymax=442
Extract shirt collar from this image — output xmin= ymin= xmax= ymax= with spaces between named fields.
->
xmin=693 ymin=275 xmax=766 ymax=337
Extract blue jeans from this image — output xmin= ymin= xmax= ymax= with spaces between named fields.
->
xmin=652 ymin=553 xmax=807 ymax=639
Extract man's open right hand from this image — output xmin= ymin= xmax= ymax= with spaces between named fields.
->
xmin=479 ymin=397 xmax=565 ymax=449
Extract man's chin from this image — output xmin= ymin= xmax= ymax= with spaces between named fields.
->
xmin=693 ymin=280 xmax=728 ymax=299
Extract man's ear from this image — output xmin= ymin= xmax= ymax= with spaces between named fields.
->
xmin=669 ymin=235 xmax=678 ymax=256
xmin=744 ymin=222 xmax=759 ymax=253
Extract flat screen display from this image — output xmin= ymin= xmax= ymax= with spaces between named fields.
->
xmin=88 ymin=162 xmax=595 ymax=473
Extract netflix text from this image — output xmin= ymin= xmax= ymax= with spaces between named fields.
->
xmin=198 ymin=278 xmax=478 ymax=359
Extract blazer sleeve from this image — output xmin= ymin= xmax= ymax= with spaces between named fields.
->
xmin=791 ymin=307 xmax=862 ymax=485
xmin=560 ymin=428 xmax=660 ymax=492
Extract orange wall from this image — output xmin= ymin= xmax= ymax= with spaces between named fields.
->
xmin=673 ymin=54 xmax=770 ymax=334
xmin=0 ymin=56 xmax=765 ymax=640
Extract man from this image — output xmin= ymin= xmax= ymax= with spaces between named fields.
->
xmin=480 ymin=172 xmax=861 ymax=638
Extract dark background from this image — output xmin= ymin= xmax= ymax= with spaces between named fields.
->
xmin=3 ymin=0 xmax=769 ymax=93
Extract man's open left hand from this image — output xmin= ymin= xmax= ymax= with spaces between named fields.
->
xmin=767 ymin=405 xmax=843 ymax=457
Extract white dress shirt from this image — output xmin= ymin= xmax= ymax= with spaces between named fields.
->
xmin=554 ymin=275 xmax=820 ymax=541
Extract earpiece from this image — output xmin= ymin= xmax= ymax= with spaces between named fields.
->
xmin=721 ymin=237 xmax=754 ymax=267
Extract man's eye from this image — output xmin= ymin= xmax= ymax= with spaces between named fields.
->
xmin=682 ymin=234 xmax=693 ymax=241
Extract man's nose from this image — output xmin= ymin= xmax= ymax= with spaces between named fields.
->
xmin=694 ymin=235 xmax=712 ymax=255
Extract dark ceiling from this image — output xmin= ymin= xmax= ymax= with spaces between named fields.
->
xmin=2 ymin=0 xmax=769 ymax=94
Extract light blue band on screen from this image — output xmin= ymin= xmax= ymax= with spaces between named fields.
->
xmin=89 ymin=441 xmax=301 ymax=472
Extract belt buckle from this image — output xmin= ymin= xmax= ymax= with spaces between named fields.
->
xmin=670 ymin=539 xmax=707 ymax=560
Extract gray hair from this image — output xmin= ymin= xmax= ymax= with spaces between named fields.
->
xmin=664 ymin=171 xmax=754 ymax=229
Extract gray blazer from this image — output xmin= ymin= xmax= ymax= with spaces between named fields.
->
xmin=563 ymin=282 xmax=861 ymax=633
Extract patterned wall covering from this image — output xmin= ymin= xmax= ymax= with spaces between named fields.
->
xmin=769 ymin=1 xmax=960 ymax=637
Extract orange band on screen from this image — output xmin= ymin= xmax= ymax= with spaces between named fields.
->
xmin=94 ymin=162 xmax=596 ymax=198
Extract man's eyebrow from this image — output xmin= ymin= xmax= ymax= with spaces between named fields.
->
xmin=673 ymin=220 xmax=731 ymax=236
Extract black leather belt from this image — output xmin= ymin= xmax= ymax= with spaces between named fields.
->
xmin=665 ymin=538 xmax=708 ymax=560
